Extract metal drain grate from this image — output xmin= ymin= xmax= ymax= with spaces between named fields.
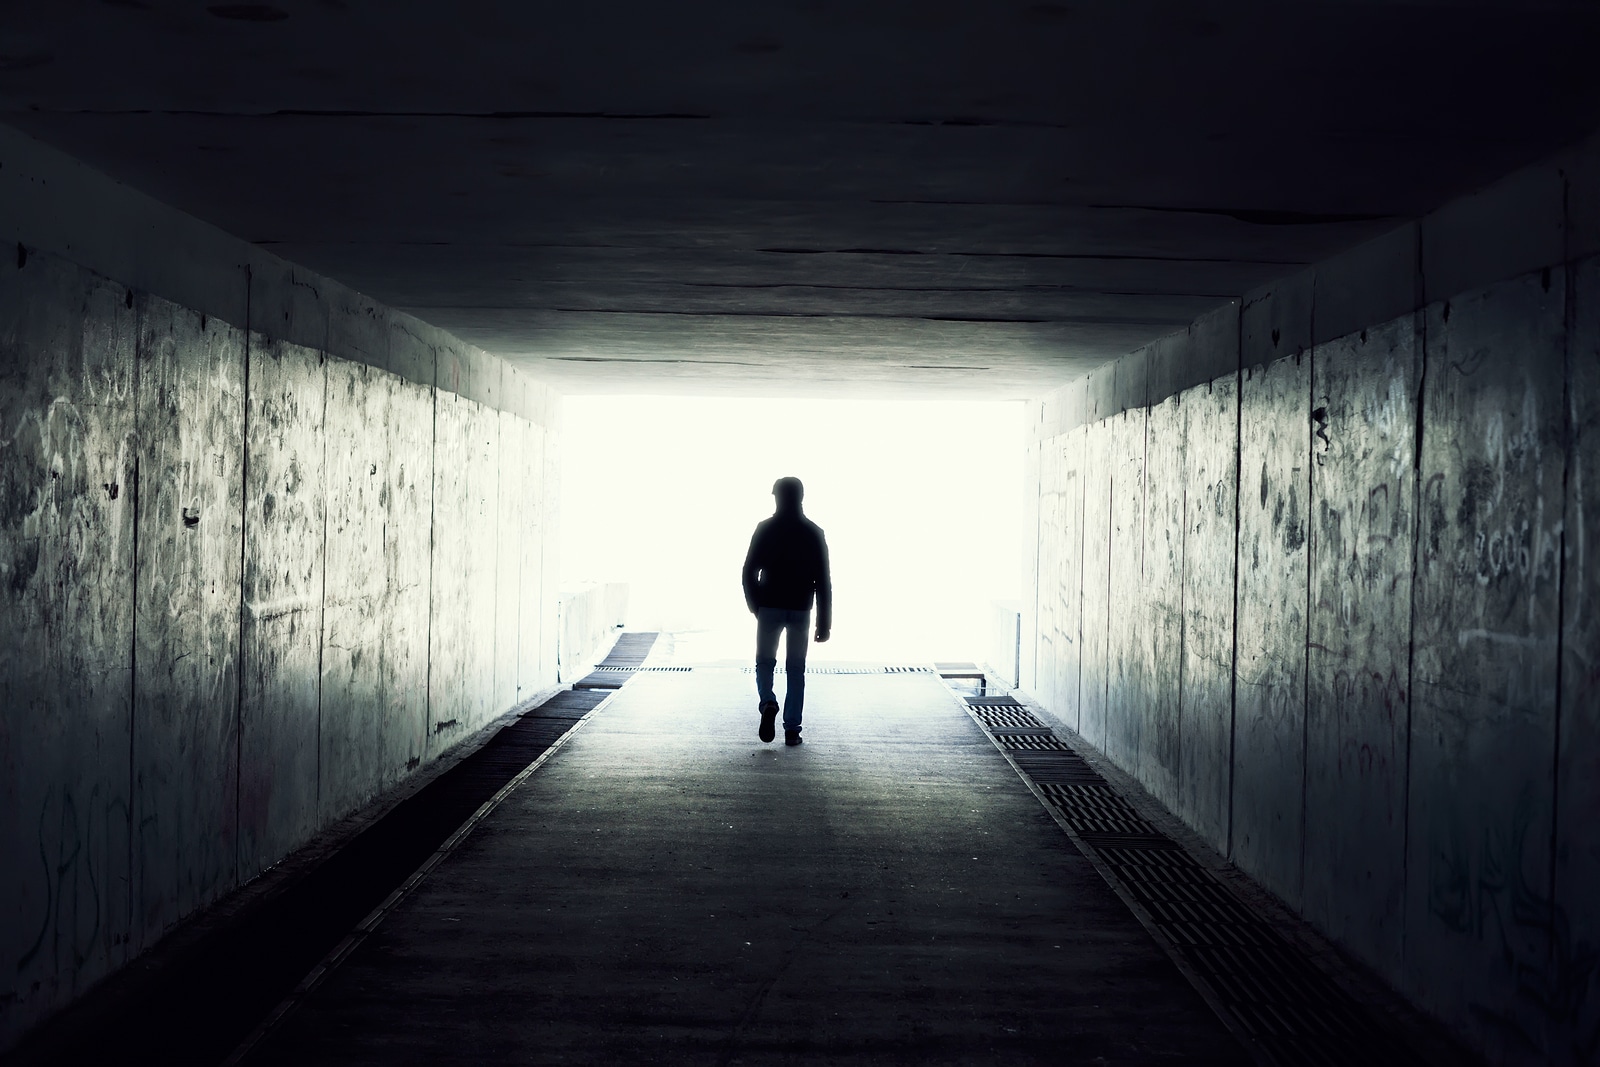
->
xmin=971 ymin=707 xmax=1046 ymax=731
xmin=960 ymin=694 xmax=1425 ymax=1067
xmin=966 ymin=695 xmax=1023 ymax=707
xmin=991 ymin=733 xmax=1071 ymax=751
xmin=1009 ymin=751 xmax=1105 ymax=784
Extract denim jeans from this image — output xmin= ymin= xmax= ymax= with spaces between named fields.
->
xmin=755 ymin=606 xmax=810 ymax=732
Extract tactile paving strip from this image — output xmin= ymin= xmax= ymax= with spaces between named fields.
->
xmin=956 ymin=692 xmax=1426 ymax=1067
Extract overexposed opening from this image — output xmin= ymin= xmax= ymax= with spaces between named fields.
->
xmin=562 ymin=395 xmax=1023 ymax=664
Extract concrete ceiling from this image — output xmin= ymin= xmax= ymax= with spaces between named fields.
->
xmin=4 ymin=1 xmax=1600 ymax=397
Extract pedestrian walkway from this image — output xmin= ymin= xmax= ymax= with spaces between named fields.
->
xmin=247 ymin=667 xmax=1247 ymax=1065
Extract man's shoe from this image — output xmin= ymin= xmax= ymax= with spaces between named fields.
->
xmin=785 ymin=730 xmax=803 ymax=746
xmin=758 ymin=701 xmax=779 ymax=743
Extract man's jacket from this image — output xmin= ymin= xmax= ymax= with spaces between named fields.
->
xmin=742 ymin=511 xmax=831 ymax=632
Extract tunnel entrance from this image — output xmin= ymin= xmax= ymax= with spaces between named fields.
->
xmin=560 ymin=394 xmax=1025 ymax=667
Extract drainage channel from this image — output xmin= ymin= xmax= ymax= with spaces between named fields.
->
xmin=952 ymin=687 xmax=1430 ymax=1067
xmin=11 ymin=635 xmax=656 ymax=1067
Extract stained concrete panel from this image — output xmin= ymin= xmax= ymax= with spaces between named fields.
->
xmin=1189 ymin=301 xmax=1240 ymax=389
xmin=465 ymin=402 xmax=501 ymax=728
xmin=386 ymin=319 xmax=437 ymax=391
xmin=131 ymin=296 xmax=244 ymax=943
xmin=1146 ymin=329 xmax=1193 ymax=409
xmin=1303 ymin=314 xmax=1420 ymax=978
xmin=239 ymin=338 xmax=327 ymax=879
xmin=436 ymin=339 xmax=469 ymax=398
xmin=1020 ymin=438 xmax=1040 ymax=692
xmin=1407 ymin=271 xmax=1565 ymax=1058
xmin=428 ymin=390 xmax=474 ymax=749
xmin=1314 ymin=224 xmax=1420 ymax=347
xmin=1037 ymin=428 xmax=1084 ymax=730
xmin=318 ymin=358 xmax=390 ymax=822
xmin=0 ymin=255 xmax=136 ymax=1044
xmin=1142 ymin=394 xmax=1185 ymax=808
xmin=516 ymin=420 xmax=547 ymax=698
xmin=1077 ymin=419 xmax=1112 ymax=749
xmin=1104 ymin=409 xmax=1147 ymax=774
xmin=541 ymin=422 xmax=562 ymax=681
xmin=1233 ymin=353 xmax=1309 ymax=907
xmin=1033 ymin=437 xmax=1063 ymax=714
xmin=1556 ymin=255 xmax=1600 ymax=1060
xmin=1242 ymin=269 xmax=1314 ymax=372
xmin=495 ymin=408 xmax=523 ymax=711
xmin=1178 ymin=372 xmax=1238 ymax=854
xmin=379 ymin=376 xmax=433 ymax=784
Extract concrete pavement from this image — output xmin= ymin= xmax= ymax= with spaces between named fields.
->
xmin=248 ymin=668 xmax=1247 ymax=1065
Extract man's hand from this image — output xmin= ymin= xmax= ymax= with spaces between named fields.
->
xmin=815 ymin=628 xmax=830 ymax=643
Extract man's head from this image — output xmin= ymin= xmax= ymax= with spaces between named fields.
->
xmin=772 ymin=476 xmax=804 ymax=514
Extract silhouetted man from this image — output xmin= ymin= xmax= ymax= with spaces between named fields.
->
xmin=742 ymin=476 xmax=831 ymax=746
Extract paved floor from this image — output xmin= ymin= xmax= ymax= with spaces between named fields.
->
xmin=249 ymin=669 xmax=1248 ymax=1065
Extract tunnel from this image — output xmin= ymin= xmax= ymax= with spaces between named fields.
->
xmin=2 ymin=4 xmax=1599 ymax=1065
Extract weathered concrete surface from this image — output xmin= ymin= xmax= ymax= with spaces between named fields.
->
xmin=427 ymin=390 xmax=475 ymax=751
xmin=1077 ymin=419 xmax=1112 ymax=751
xmin=494 ymin=408 xmax=523 ymax=711
xmin=1037 ymin=428 xmax=1083 ymax=729
xmin=1555 ymin=256 xmax=1600 ymax=1063
xmin=463 ymin=401 xmax=501 ymax=729
xmin=1104 ymin=408 xmax=1146 ymax=772
xmin=518 ymin=420 xmax=548 ymax=699
xmin=378 ymin=376 xmax=434 ymax=787
xmin=0 ymin=253 xmax=137 ymax=1047
xmin=1177 ymin=372 xmax=1238 ymax=854
xmin=540 ymin=419 xmax=562 ymax=685
xmin=1303 ymin=315 xmax=1419 ymax=979
xmin=132 ymin=295 xmax=244 ymax=941
xmin=1142 ymin=394 xmax=1185 ymax=808
xmin=318 ymin=357 xmax=389 ymax=822
xmin=239 ymin=339 xmax=327 ymax=879
xmin=251 ymin=669 xmax=1247 ymax=1066
xmin=1407 ymin=271 xmax=1566 ymax=1060
xmin=1232 ymin=353 xmax=1309 ymax=908
xmin=0 ymin=185 xmax=565 ymax=1051
xmin=1020 ymin=438 xmax=1041 ymax=692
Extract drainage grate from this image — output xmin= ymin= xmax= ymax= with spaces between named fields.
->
xmin=959 ymin=693 xmax=1427 ymax=1067
xmin=966 ymin=695 xmax=1023 ymax=707
xmin=970 ymin=707 xmax=1046 ymax=731
xmin=990 ymin=733 xmax=1071 ymax=751
xmin=597 ymin=631 xmax=659 ymax=669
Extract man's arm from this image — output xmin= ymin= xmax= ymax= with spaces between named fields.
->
xmin=741 ymin=526 xmax=763 ymax=614
xmin=814 ymin=530 xmax=832 ymax=641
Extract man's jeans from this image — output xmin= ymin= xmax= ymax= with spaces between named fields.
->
xmin=755 ymin=606 xmax=810 ymax=732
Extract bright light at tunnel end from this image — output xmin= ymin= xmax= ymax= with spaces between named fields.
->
xmin=561 ymin=395 xmax=1024 ymax=665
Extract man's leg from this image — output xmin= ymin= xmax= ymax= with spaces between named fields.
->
xmin=782 ymin=608 xmax=810 ymax=736
xmin=755 ymin=608 xmax=782 ymax=742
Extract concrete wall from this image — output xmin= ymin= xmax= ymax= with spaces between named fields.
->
xmin=557 ymin=581 xmax=630 ymax=678
xmin=1022 ymin=133 xmax=1600 ymax=1066
xmin=0 ymin=126 xmax=562 ymax=1049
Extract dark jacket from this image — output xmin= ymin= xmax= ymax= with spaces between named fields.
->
xmin=742 ymin=509 xmax=831 ymax=631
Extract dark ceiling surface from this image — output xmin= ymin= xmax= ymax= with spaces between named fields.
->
xmin=3 ymin=1 xmax=1599 ymax=397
